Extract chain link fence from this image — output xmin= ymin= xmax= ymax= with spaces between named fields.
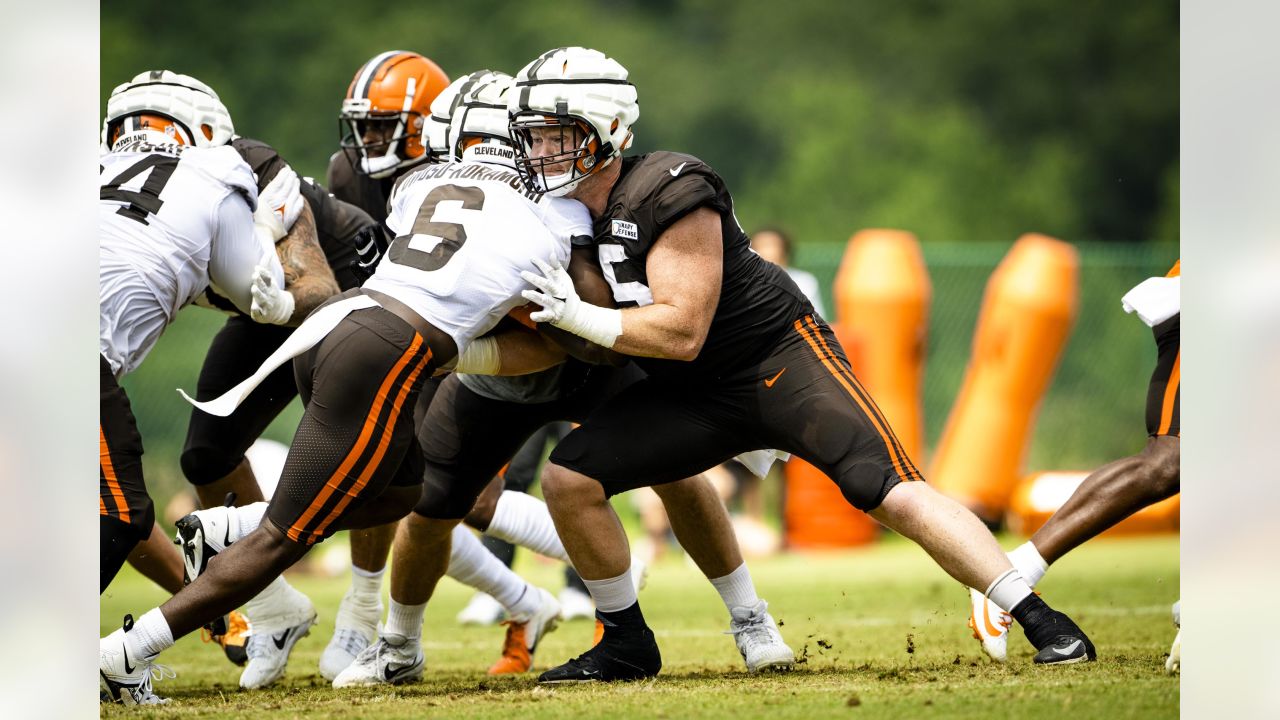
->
xmin=121 ymin=241 xmax=1176 ymax=513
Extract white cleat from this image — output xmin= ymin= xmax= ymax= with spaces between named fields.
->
xmin=238 ymin=583 xmax=318 ymax=690
xmin=1165 ymin=600 xmax=1181 ymax=674
xmin=728 ymin=599 xmax=795 ymax=673
xmin=320 ymin=589 xmax=383 ymax=681
xmin=332 ymin=632 xmax=425 ymax=688
xmin=457 ymin=591 xmax=506 ymax=626
xmin=967 ymin=587 xmax=1012 ymax=663
xmin=240 ymin=614 xmax=317 ymax=689
xmin=175 ymin=506 xmax=237 ymax=584
xmin=100 ymin=616 xmax=173 ymax=706
xmin=488 ymin=587 xmax=562 ymax=675
xmin=558 ymin=586 xmax=595 ymax=621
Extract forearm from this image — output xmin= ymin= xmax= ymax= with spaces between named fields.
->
xmin=276 ymin=201 xmax=339 ymax=325
xmin=456 ymin=327 xmax=567 ymax=376
xmin=612 ymin=304 xmax=706 ymax=360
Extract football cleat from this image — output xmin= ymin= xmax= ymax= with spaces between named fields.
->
xmin=457 ymin=591 xmax=506 ymax=626
xmin=175 ymin=505 xmax=236 ymax=585
xmin=968 ymin=587 xmax=1013 ymax=662
xmin=100 ymin=615 xmax=173 ymax=706
xmin=1032 ymin=634 xmax=1097 ymax=665
xmin=320 ymin=587 xmax=383 ymax=681
xmin=559 ymin=587 xmax=595 ymax=621
xmin=240 ymin=614 xmax=317 ymax=689
xmin=488 ymin=587 xmax=561 ymax=675
xmin=203 ymin=609 xmax=250 ymax=666
xmin=1165 ymin=600 xmax=1180 ymax=674
xmin=728 ymin=600 xmax=795 ymax=673
xmin=538 ymin=623 xmax=661 ymax=683
xmin=331 ymin=633 xmax=425 ymax=688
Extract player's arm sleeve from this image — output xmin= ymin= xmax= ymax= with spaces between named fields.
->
xmin=208 ymin=192 xmax=284 ymax=316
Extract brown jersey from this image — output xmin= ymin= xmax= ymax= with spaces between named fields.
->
xmin=325 ymin=150 xmax=400 ymax=224
xmin=593 ymin=151 xmax=813 ymax=379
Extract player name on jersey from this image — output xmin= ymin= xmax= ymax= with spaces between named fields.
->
xmin=394 ymin=161 xmax=543 ymax=203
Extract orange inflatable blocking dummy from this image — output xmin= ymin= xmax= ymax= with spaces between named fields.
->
xmin=784 ymin=229 xmax=928 ymax=549
xmin=1007 ymin=471 xmax=1180 ymax=536
xmin=931 ymin=234 xmax=1079 ymax=522
xmin=831 ymin=229 xmax=931 ymax=460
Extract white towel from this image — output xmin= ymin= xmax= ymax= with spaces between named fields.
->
xmin=1121 ymin=276 xmax=1180 ymax=327
xmin=178 ymin=295 xmax=379 ymax=417
xmin=733 ymin=449 xmax=792 ymax=479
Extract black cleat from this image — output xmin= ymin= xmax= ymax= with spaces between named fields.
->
xmin=1033 ymin=633 xmax=1097 ymax=665
xmin=538 ymin=629 xmax=661 ymax=683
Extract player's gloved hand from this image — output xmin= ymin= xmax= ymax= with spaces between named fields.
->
xmin=254 ymin=166 xmax=304 ymax=242
xmin=249 ymin=263 xmax=296 ymax=325
xmin=521 ymin=256 xmax=622 ymax=348
xmin=349 ymin=224 xmax=391 ymax=283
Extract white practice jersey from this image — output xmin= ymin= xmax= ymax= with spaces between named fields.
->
xmin=363 ymin=159 xmax=590 ymax=351
xmin=100 ymin=141 xmax=282 ymax=377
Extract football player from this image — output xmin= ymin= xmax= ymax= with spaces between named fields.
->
xmin=967 ymin=261 xmax=1180 ymax=668
xmin=99 ymin=65 xmax=592 ymax=704
xmin=510 ymin=47 xmax=1097 ymax=681
xmin=317 ymin=57 xmax=582 ymax=679
xmin=98 ymin=70 xmax=298 ymax=704
xmin=332 ymin=71 xmax=793 ymax=688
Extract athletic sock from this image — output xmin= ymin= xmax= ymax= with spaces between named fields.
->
xmin=384 ymin=599 xmax=427 ymax=640
xmin=350 ymin=564 xmax=385 ymax=602
xmin=709 ymin=563 xmax=761 ymax=612
xmin=985 ymin=568 xmax=1034 ymax=613
xmin=229 ymin=502 xmax=268 ymax=544
xmin=583 ymin=568 xmax=637 ymax=613
xmin=487 ymin=491 xmax=569 ymax=562
xmin=1009 ymin=592 xmax=1077 ymax=650
xmin=1007 ymin=542 xmax=1049 ymax=588
xmin=128 ymin=608 xmax=175 ymax=660
xmin=447 ymin=525 xmax=540 ymax=619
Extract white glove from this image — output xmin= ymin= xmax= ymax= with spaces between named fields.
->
xmin=253 ymin=166 xmax=304 ymax=242
xmin=249 ymin=263 xmax=295 ymax=325
xmin=520 ymin=256 xmax=622 ymax=348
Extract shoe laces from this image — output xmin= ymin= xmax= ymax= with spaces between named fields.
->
xmin=727 ymin=602 xmax=775 ymax=649
xmin=245 ymin=632 xmax=274 ymax=660
xmin=131 ymin=663 xmax=174 ymax=705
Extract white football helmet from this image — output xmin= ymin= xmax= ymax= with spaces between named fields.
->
xmin=507 ymin=47 xmax=639 ymax=196
xmin=101 ymin=70 xmax=234 ymax=152
xmin=448 ymin=71 xmax=515 ymax=161
xmin=422 ymin=70 xmax=491 ymax=162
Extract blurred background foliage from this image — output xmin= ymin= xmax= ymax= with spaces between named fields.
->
xmin=102 ymin=1 xmax=1178 ymax=508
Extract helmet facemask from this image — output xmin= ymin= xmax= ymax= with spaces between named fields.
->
xmin=339 ymin=102 xmax=429 ymax=179
xmin=509 ymin=110 xmax=611 ymax=197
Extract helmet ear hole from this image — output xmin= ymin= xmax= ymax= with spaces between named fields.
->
xmin=201 ymin=124 xmax=214 ymax=141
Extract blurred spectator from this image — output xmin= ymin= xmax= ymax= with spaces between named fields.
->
xmin=751 ymin=227 xmax=826 ymax=318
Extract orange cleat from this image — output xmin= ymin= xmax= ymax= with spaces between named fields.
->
xmin=592 ymin=619 xmax=605 ymax=647
xmin=486 ymin=588 xmax=561 ymax=675
xmin=202 ymin=610 xmax=250 ymax=666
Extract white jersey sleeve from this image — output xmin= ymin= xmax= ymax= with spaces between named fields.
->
xmin=207 ymin=191 xmax=281 ymax=315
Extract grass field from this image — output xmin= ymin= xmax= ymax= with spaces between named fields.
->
xmin=100 ymin=533 xmax=1179 ymax=719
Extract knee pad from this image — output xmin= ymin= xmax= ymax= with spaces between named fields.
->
xmin=180 ymin=445 xmax=244 ymax=486
xmin=836 ymin=463 xmax=898 ymax=511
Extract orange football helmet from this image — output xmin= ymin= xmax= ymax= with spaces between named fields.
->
xmin=339 ymin=51 xmax=450 ymax=178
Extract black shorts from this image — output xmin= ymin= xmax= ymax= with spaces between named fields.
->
xmin=1145 ymin=314 xmax=1180 ymax=437
xmin=266 ymin=307 xmax=439 ymax=545
xmin=181 ymin=316 xmax=298 ymax=485
xmin=548 ymin=315 xmax=924 ymax=511
xmin=100 ymin=355 xmax=154 ymax=538
xmin=415 ymin=363 xmax=645 ymax=519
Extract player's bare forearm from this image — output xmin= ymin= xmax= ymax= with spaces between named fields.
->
xmin=543 ymin=245 xmax=628 ymax=364
xmin=611 ymin=208 xmax=722 ymax=360
xmin=276 ymin=200 xmax=339 ymax=325
xmin=493 ymin=326 xmax=568 ymax=375
xmin=540 ymin=324 xmax=628 ymax=365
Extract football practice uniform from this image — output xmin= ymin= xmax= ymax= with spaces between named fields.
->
xmin=546 ymin=152 xmax=924 ymax=509
xmin=100 ymin=141 xmax=277 ymax=588
xmin=239 ymin=158 xmax=588 ymax=544
xmin=180 ymin=138 xmax=377 ymax=486
xmin=1144 ymin=261 xmax=1180 ymax=437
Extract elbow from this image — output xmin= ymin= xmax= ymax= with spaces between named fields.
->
xmin=670 ymin=332 xmax=706 ymax=362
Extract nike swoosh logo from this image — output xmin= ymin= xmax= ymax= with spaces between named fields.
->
xmin=272 ymin=631 xmax=290 ymax=650
xmin=981 ymin=599 xmax=1008 ymax=637
xmin=122 ymin=644 xmax=135 ymax=675
xmin=668 ymin=162 xmax=688 ymax=177
xmin=1053 ymin=639 xmax=1083 ymax=655
xmin=384 ymin=661 xmax=417 ymax=681
xmin=764 ymin=368 xmax=786 ymax=388
xmin=223 ymin=521 xmax=232 ymax=549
